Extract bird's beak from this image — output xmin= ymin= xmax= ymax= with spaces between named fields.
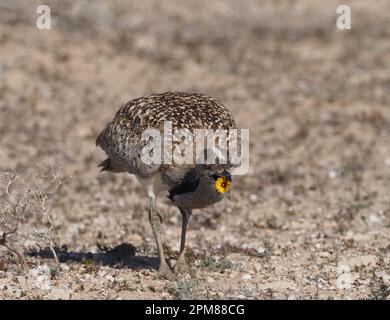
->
xmin=222 ymin=170 xmax=232 ymax=182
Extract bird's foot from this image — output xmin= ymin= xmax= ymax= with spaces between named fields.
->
xmin=173 ymin=256 xmax=189 ymax=274
xmin=157 ymin=263 xmax=175 ymax=280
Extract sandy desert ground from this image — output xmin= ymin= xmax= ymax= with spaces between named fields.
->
xmin=0 ymin=0 xmax=389 ymax=299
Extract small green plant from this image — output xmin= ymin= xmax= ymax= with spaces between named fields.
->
xmin=81 ymin=258 xmax=100 ymax=273
xmin=50 ymin=265 xmax=60 ymax=280
xmin=368 ymin=272 xmax=389 ymax=300
xmin=199 ymin=256 xmax=233 ymax=273
xmin=167 ymin=279 xmax=199 ymax=300
xmin=81 ymin=258 xmax=94 ymax=266
xmin=368 ymin=282 xmax=389 ymax=300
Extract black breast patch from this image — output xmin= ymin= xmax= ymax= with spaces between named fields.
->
xmin=168 ymin=169 xmax=200 ymax=201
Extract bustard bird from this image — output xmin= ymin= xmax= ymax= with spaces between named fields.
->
xmin=96 ymin=92 xmax=236 ymax=279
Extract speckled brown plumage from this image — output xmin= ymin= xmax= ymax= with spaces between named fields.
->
xmin=96 ymin=91 xmax=236 ymax=179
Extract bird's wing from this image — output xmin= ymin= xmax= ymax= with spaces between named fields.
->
xmin=166 ymin=167 xmax=200 ymax=200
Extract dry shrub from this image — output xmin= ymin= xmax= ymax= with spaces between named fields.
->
xmin=0 ymin=166 xmax=63 ymax=271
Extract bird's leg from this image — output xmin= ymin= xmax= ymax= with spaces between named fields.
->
xmin=174 ymin=208 xmax=191 ymax=273
xmin=148 ymin=196 xmax=174 ymax=280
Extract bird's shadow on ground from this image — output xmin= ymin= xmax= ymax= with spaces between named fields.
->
xmin=28 ymin=243 xmax=159 ymax=270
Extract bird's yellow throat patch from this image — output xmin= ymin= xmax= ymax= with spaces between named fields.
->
xmin=215 ymin=177 xmax=231 ymax=193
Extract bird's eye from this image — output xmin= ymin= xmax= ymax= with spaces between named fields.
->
xmin=211 ymin=174 xmax=220 ymax=181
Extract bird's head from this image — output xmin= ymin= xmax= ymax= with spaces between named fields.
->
xmin=169 ymin=166 xmax=232 ymax=210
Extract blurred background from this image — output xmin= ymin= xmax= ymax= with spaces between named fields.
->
xmin=0 ymin=0 xmax=389 ymax=299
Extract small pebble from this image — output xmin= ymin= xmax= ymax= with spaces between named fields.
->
xmin=206 ymin=276 xmax=215 ymax=284
xmin=60 ymin=264 xmax=70 ymax=272
xmin=241 ymin=274 xmax=252 ymax=280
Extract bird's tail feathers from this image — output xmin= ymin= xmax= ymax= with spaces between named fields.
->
xmin=98 ymin=158 xmax=124 ymax=173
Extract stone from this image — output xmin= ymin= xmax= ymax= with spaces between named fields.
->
xmin=241 ymin=274 xmax=252 ymax=281
xmin=60 ymin=264 xmax=70 ymax=272
xmin=46 ymin=287 xmax=71 ymax=300
xmin=206 ymin=276 xmax=215 ymax=284
xmin=16 ymin=276 xmax=29 ymax=291
xmin=258 ymin=280 xmax=296 ymax=290
xmin=339 ymin=255 xmax=379 ymax=268
xmin=36 ymin=275 xmax=51 ymax=291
